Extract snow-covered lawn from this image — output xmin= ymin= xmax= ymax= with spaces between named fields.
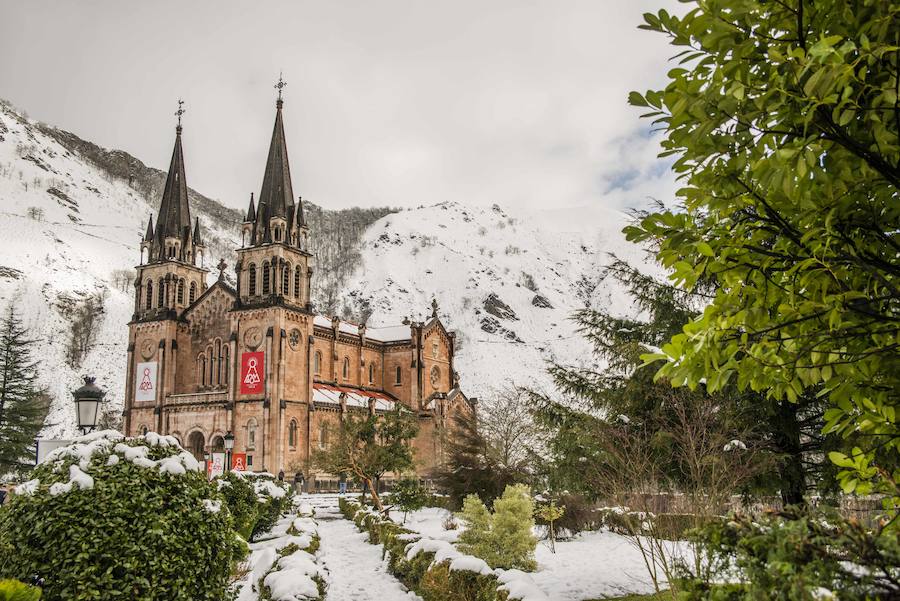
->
xmin=389 ymin=505 xmax=663 ymax=601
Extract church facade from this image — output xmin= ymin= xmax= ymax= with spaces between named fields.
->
xmin=123 ymin=93 xmax=474 ymax=484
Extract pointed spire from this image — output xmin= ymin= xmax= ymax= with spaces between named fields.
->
xmin=144 ymin=215 xmax=154 ymax=242
xmin=245 ymin=193 xmax=256 ymax=222
xmin=154 ymin=103 xmax=192 ymax=247
xmin=257 ymin=76 xmax=294 ymax=220
xmin=193 ymin=216 xmax=203 ymax=247
xmin=296 ymin=196 xmax=306 ymax=228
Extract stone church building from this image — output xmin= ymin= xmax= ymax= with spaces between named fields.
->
xmin=123 ymin=93 xmax=475 ymax=485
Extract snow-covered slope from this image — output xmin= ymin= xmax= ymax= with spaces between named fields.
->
xmin=335 ymin=201 xmax=644 ymax=399
xmin=0 ymin=101 xmax=238 ymax=437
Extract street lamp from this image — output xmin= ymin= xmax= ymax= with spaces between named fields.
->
xmin=224 ymin=431 xmax=235 ymax=472
xmin=73 ymin=376 xmax=105 ymax=435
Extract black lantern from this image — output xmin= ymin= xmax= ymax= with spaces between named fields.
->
xmin=73 ymin=376 xmax=105 ymax=435
xmin=224 ymin=431 xmax=235 ymax=472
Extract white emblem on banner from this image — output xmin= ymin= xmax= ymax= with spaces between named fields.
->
xmin=244 ymin=357 xmax=261 ymax=385
xmin=135 ymin=361 xmax=158 ymax=402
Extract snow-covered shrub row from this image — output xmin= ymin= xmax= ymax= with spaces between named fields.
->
xmin=596 ymin=506 xmax=702 ymax=540
xmin=232 ymin=498 xmax=327 ymax=601
xmin=338 ymin=497 xmax=548 ymax=601
xmin=215 ymin=471 xmax=292 ymax=541
xmin=0 ymin=430 xmax=244 ymax=601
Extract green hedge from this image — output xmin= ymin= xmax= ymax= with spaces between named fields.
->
xmin=338 ymin=498 xmax=510 ymax=601
xmin=0 ymin=432 xmax=241 ymax=601
xmin=0 ymin=579 xmax=42 ymax=601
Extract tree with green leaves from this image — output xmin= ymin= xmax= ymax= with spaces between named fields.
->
xmin=628 ymin=0 xmax=900 ymax=506
xmin=0 ymin=307 xmax=49 ymax=475
xmin=313 ymin=406 xmax=418 ymax=512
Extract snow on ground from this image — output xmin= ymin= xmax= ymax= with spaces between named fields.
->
xmin=308 ymin=495 xmax=422 ymax=601
xmin=387 ymin=503 xmax=664 ymax=601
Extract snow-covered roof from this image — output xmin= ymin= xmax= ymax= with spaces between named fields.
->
xmin=312 ymin=315 xmax=411 ymax=342
xmin=365 ymin=324 xmax=411 ymax=342
xmin=312 ymin=383 xmax=395 ymax=412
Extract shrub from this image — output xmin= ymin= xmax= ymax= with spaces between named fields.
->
xmin=489 ymin=484 xmax=537 ymax=570
xmin=418 ymin=561 xmax=500 ymax=601
xmin=216 ymin=471 xmax=259 ymax=539
xmin=0 ymin=579 xmax=41 ymax=601
xmin=678 ymin=509 xmax=900 ymax=600
xmin=247 ymin=473 xmax=290 ymax=540
xmin=391 ymin=478 xmax=428 ymax=523
xmin=0 ymin=431 xmax=239 ymax=601
xmin=458 ymin=486 xmax=537 ymax=571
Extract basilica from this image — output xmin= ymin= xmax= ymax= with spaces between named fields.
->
xmin=123 ymin=88 xmax=475 ymax=486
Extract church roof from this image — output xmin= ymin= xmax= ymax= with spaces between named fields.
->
xmin=143 ymin=215 xmax=154 ymax=242
xmin=154 ymin=125 xmax=192 ymax=245
xmin=245 ymin=193 xmax=256 ymax=222
xmin=257 ymin=99 xmax=294 ymax=220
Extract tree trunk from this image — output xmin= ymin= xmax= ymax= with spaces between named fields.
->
xmin=773 ymin=401 xmax=806 ymax=507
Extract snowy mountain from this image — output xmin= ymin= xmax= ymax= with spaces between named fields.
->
xmin=0 ymin=99 xmax=644 ymax=436
xmin=334 ymin=201 xmax=646 ymax=400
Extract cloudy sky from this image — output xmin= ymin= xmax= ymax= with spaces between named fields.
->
xmin=1 ymin=0 xmax=681 ymax=215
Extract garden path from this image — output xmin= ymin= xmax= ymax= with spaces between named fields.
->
xmin=310 ymin=495 xmax=421 ymax=601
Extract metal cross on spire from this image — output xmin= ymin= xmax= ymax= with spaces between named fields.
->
xmin=175 ymin=98 xmax=186 ymax=130
xmin=274 ymin=72 xmax=287 ymax=102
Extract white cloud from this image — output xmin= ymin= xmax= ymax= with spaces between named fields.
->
xmin=0 ymin=0 xmax=683 ymax=219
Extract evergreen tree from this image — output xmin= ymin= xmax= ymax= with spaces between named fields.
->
xmin=0 ymin=306 xmax=49 ymax=475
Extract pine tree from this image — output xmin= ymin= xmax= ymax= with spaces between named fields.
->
xmin=489 ymin=484 xmax=537 ymax=571
xmin=0 ymin=306 xmax=49 ymax=474
xmin=457 ymin=493 xmax=493 ymax=559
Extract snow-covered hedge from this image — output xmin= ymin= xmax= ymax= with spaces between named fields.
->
xmin=338 ymin=497 xmax=548 ymax=601
xmin=233 ymin=498 xmax=327 ymax=601
xmin=243 ymin=472 xmax=291 ymax=540
xmin=0 ymin=431 xmax=242 ymax=601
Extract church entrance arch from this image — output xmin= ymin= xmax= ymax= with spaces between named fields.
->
xmin=188 ymin=431 xmax=205 ymax=461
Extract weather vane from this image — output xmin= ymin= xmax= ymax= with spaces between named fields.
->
xmin=274 ymin=72 xmax=287 ymax=101
xmin=175 ymin=98 xmax=186 ymax=128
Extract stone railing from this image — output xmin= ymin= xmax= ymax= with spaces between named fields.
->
xmin=165 ymin=391 xmax=229 ymax=405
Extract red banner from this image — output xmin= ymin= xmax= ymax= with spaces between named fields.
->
xmin=231 ymin=453 xmax=247 ymax=471
xmin=240 ymin=351 xmax=265 ymax=395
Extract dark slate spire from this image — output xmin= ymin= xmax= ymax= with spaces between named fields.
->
xmin=257 ymin=86 xmax=294 ymax=220
xmin=245 ymin=193 xmax=256 ymax=222
xmin=154 ymin=122 xmax=191 ymax=245
xmin=295 ymin=196 xmax=307 ymax=228
xmin=193 ymin=217 xmax=203 ymax=247
xmin=144 ymin=215 xmax=154 ymax=242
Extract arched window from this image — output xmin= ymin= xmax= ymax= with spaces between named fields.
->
xmin=222 ymin=346 xmax=230 ymax=387
xmin=318 ymin=422 xmax=328 ymax=449
xmin=294 ymin=267 xmax=301 ymax=299
xmin=369 ymin=362 xmax=375 ymax=384
xmin=282 ymin=263 xmax=290 ymax=295
xmin=248 ymin=263 xmax=257 ymax=296
xmin=395 ymin=366 xmax=402 ymax=385
xmin=247 ymin=418 xmax=258 ymax=450
xmin=157 ymin=278 xmax=165 ymax=308
xmin=190 ymin=281 xmax=197 ymax=304
xmin=210 ymin=435 xmax=224 ymax=452
xmin=188 ymin=431 xmax=205 ymax=461
xmin=146 ymin=281 xmax=153 ymax=309
xmin=177 ymin=278 xmax=185 ymax=304
xmin=139 ymin=424 xmax=149 ymax=436
xmin=199 ymin=354 xmax=207 ymax=387
xmin=431 ymin=365 xmax=441 ymax=389
xmin=262 ymin=261 xmax=270 ymax=294
xmin=314 ymin=351 xmax=321 ymax=375
xmin=207 ymin=346 xmax=214 ymax=385
xmin=342 ymin=357 xmax=350 ymax=380
xmin=288 ymin=420 xmax=298 ymax=448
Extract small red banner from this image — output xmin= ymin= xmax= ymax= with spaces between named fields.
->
xmin=240 ymin=351 xmax=265 ymax=395
xmin=231 ymin=453 xmax=247 ymax=471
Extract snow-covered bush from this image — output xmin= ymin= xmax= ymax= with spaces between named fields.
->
xmin=458 ymin=485 xmax=537 ymax=571
xmin=0 ymin=431 xmax=241 ymax=601
xmin=215 ymin=470 xmax=259 ymax=539
xmin=246 ymin=473 xmax=290 ymax=540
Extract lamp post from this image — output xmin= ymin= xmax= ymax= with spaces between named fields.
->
xmin=73 ymin=376 xmax=105 ymax=436
xmin=224 ymin=431 xmax=235 ymax=472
